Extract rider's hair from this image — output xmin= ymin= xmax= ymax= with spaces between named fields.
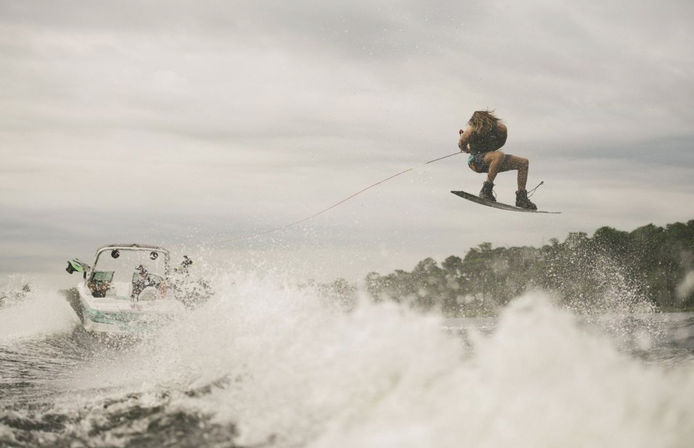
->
xmin=468 ymin=110 xmax=501 ymax=136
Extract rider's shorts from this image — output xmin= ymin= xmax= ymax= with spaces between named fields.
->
xmin=468 ymin=151 xmax=509 ymax=173
xmin=468 ymin=153 xmax=489 ymax=173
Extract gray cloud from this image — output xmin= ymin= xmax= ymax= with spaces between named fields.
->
xmin=1 ymin=0 xmax=693 ymax=281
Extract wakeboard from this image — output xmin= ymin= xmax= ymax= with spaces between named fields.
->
xmin=451 ymin=190 xmax=560 ymax=214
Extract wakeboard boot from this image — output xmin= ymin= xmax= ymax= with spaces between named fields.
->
xmin=516 ymin=189 xmax=537 ymax=210
xmin=479 ymin=181 xmax=496 ymax=202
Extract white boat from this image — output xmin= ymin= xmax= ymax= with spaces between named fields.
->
xmin=64 ymin=244 xmax=187 ymax=337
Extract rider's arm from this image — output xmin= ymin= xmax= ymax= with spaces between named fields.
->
xmin=458 ymin=127 xmax=472 ymax=153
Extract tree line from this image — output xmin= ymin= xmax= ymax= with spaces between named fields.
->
xmin=320 ymin=220 xmax=694 ymax=315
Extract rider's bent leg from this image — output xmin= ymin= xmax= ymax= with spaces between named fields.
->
xmin=501 ymin=155 xmax=536 ymax=209
xmin=501 ymin=154 xmax=529 ymax=191
xmin=483 ymin=151 xmax=506 ymax=184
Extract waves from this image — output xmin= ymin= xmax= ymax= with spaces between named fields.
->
xmin=0 ymin=284 xmax=76 ymax=343
xmin=1 ymin=274 xmax=694 ymax=447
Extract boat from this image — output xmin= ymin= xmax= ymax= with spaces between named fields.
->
xmin=64 ymin=244 xmax=188 ymax=337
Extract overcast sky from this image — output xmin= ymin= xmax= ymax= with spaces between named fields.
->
xmin=1 ymin=0 xmax=693 ymax=283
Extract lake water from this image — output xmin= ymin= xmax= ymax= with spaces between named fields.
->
xmin=1 ymin=278 xmax=693 ymax=447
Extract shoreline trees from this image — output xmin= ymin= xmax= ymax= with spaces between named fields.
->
xmin=324 ymin=220 xmax=694 ymax=315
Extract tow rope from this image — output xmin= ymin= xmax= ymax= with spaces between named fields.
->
xmin=215 ymin=151 xmax=463 ymax=245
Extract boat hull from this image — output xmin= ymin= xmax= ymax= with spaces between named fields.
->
xmin=65 ymin=284 xmax=184 ymax=337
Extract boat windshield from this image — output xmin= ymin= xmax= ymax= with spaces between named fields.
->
xmin=92 ymin=271 xmax=114 ymax=282
xmin=94 ymin=249 xmax=168 ymax=287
